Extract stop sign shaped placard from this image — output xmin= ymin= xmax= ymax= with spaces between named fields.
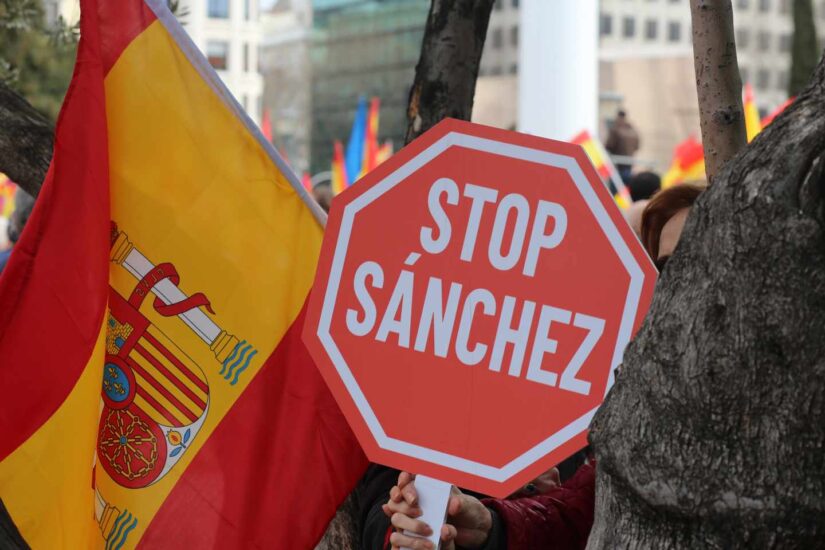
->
xmin=304 ymin=119 xmax=656 ymax=497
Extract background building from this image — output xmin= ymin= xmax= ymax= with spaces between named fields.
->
xmin=307 ymin=0 xmax=429 ymax=173
xmin=473 ymin=0 xmax=824 ymax=171
xmin=260 ymin=0 xmax=314 ymax=174
xmin=180 ymin=0 xmax=264 ymax=123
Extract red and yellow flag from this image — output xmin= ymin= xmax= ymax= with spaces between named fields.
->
xmin=661 ymin=135 xmax=706 ymax=188
xmin=571 ymin=130 xmax=632 ymax=209
xmin=743 ymin=83 xmax=762 ymax=142
xmin=0 ymin=1 xmax=366 ymax=548
xmin=0 ymin=175 xmax=15 ymax=218
xmin=331 ymin=139 xmax=348 ymax=195
xmin=360 ymin=97 xmax=381 ymax=178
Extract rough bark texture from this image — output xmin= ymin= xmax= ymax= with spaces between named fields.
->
xmin=404 ymin=0 xmax=496 ymax=145
xmin=789 ymin=0 xmax=820 ymax=97
xmin=587 ymin=55 xmax=825 ymax=549
xmin=690 ymin=0 xmax=746 ymax=182
xmin=0 ymin=80 xmax=53 ymax=197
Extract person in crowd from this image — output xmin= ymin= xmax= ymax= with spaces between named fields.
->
xmin=313 ymin=181 xmax=334 ymax=213
xmin=624 ymin=171 xmax=662 ymax=238
xmin=605 ymin=110 xmax=640 ymax=183
xmin=377 ymin=183 xmax=707 ymax=550
xmin=0 ymin=188 xmax=35 ymax=275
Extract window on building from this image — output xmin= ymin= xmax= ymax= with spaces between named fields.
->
xmin=737 ymin=28 xmax=750 ymax=48
xmin=244 ymin=0 xmax=251 ymax=20
xmin=645 ymin=19 xmax=658 ymax=40
xmin=759 ymin=0 xmax=771 ymax=11
xmin=511 ymin=26 xmax=519 ymax=47
xmin=208 ymin=0 xmax=229 ymax=18
xmin=756 ymin=68 xmax=770 ymax=88
xmin=509 ymin=63 xmax=518 ymax=74
xmin=668 ymin=21 xmax=681 ymax=41
xmin=600 ymin=13 xmax=613 ymax=36
xmin=243 ymin=43 xmax=250 ymax=72
xmin=623 ymin=16 xmax=636 ymax=38
xmin=779 ymin=33 xmax=791 ymax=51
xmin=207 ymin=41 xmax=229 ymax=70
xmin=757 ymin=30 xmax=771 ymax=51
xmin=490 ymin=65 xmax=503 ymax=76
xmin=492 ymin=28 xmax=503 ymax=48
xmin=512 ymin=0 xmax=519 ymax=7
xmin=737 ymin=0 xmax=749 ymax=8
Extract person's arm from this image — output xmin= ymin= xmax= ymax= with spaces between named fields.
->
xmin=481 ymin=463 xmax=595 ymax=550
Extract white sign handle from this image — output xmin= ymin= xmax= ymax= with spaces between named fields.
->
xmin=401 ymin=475 xmax=452 ymax=550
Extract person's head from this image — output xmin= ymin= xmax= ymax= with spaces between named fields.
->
xmin=628 ymin=171 xmax=661 ymax=202
xmin=7 ymin=188 xmax=35 ymax=244
xmin=617 ymin=109 xmax=627 ymax=120
xmin=641 ymin=183 xmax=705 ymax=270
xmin=312 ymin=181 xmax=333 ymax=213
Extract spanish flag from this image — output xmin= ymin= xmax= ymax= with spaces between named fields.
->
xmin=743 ymin=83 xmax=762 ymax=142
xmin=661 ymin=135 xmax=706 ymax=188
xmin=570 ymin=130 xmax=632 ymax=210
xmin=331 ymin=140 xmax=348 ymax=195
xmin=0 ymin=0 xmax=366 ymax=548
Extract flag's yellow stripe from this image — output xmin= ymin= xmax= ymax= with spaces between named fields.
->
xmin=128 ymin=349 xmax=204 ymax=420
xmin=0 ymin=318 xmax=105 ymax=549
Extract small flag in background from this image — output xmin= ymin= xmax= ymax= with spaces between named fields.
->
xmin=571 ymin=130 xmax=632 ymax=209
xmin=332 ymin=139 xmax=348 ymax=195
xmin=302 ymin=171 xmax=313 ymax=192
xmin=0 ymin=0 xmax=367 ymax=548
xmin=360 ymin=97 xmax=381 ymax=179
xmin=377 ymin=140 xmax=393 ymax=165
xmin=662 ymin=135 xmax=706 ymax=188
xmin=261 ymin=108 xmax=273 ymax=142
xmin=345 ymin=96 xmax=368 ymax=186
xmin=762 ymin=97 xmax=793 ymax=127
xmin=0 ymin=175 xmax=15 ymax=218
xmin=743 ymin=83 xmax=762 ymax=142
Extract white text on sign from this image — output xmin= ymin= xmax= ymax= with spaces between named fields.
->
xmin=345 ymin=178 xmax=607 ymax=396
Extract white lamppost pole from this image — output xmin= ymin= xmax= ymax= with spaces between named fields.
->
xmin=518 ymin=0 xmax=599 ymax=141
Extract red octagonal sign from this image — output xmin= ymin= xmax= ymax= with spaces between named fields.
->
xmin=304 ymin=119 xmax=656 ymax=497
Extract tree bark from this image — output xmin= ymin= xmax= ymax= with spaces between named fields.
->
xmin=789 ymin=0 xmax=820 ymax=97
xmin=690 ymin=0 xmax=746 ymax=182
xmin=0 ymin=80 xmax=53 ymax=197
xmin=404 ymin=0 xmax=496 ymax=145
xmin=587 ymin=54 xmax=825 ymax=549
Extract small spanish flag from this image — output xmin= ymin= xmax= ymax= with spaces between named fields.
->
xmin=661 ymin=135 xmax=706 ymax=188
xmin=743 ymin=83 xmax=762 ymax=142
xmin=571 ymin=130 xmax=632 ymax=210
xmin=331 ymin=139 xmax=348 ymax=195
xmin=0 ymin=1 xmax=366 ymax=548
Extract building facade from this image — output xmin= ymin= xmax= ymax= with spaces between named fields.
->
xmin=180 ymin=0 xmax=264 ymax=123
xmin=260 ymin=0 xmax=314 ymax=174
xmin=473 ymin=0 xmax=824 ymax=170
xmin=307 ymin=0 xmax=429 ymax=174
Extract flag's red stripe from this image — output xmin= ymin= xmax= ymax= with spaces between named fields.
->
xmin=127 ymin=357 xmax=198 ymax=424
xmin=134 ymin=386 xmax=184 ymax=428
xmin=142 ymin=331 xmax=209 ymax=395
xmin=134 ymin=343 xmax=206 ymax=410
xmin=97 ymin=0 xmax=157 ymax=74
xmin=138 ymin=304 xmax=368 ymax=549
xmin=0 ymin=1 xmax=110 ymax=461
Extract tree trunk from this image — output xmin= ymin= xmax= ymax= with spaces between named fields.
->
xmin=404 ymin=0 xmax=496 ymax=145
xmin=0 ymin=80 xmax=53 ymax=197
xmin=587 ymin=54 xmax=825 ymax=549
xmin=690 ymin=0 xmax=746 ymax=182
xmin=789 ymin=0 xmax=820 ymax=97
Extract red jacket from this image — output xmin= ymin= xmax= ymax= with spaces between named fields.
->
xmin=482 ymin=464 xmax=595 ymax=549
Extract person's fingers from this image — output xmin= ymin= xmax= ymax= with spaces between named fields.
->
xmin=390 ymin=485 xmax=404 ymax=503
xmin=388 ymin=531 xmax=434 ymax=550
xmin=390 ymin=512 xmax=433 ymax=536
xmin=441 ymin=523 xmax=458 ymax=542
xmin=402 ymin=482 xmax=418 ymax=506
xmin=398 ymin=471 xmax=415 ymax=488
xmin=447 ymin=494 xmax=463 ymax=517
xmin=385 ymin=498 xmax=423 ymax=517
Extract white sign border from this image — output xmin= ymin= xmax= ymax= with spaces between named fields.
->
xmin=317 ymin=131 xmax=645 ymax=483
